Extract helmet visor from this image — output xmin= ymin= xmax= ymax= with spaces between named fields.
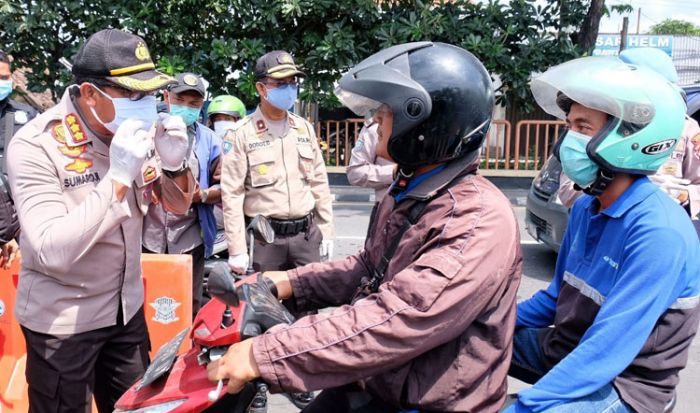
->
xmin=531 ymin=57 xmax=667 ymax=125
xmin=335 ymin=86 xmax=384 ymax=118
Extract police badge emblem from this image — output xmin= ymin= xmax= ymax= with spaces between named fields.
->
xmin=149 ymin=296 xmax=181 ymax=325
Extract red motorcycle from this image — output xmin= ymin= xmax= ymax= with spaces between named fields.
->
xmin=114 ymin=216 xmax=293 ymax=413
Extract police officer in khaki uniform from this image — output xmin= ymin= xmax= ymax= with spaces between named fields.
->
xmin=221 ymin=51 xmax=333 ymax=410
xmin=221 ymin=51 xmax=334 ymax=274
xmin=7 ymin=29 xmax=194 ymax=413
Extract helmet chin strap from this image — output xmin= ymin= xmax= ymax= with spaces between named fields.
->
xmin=389 ymin=168 xmax=415 ymax=197
xmin=579 ymin=169 xmax=615 ymax=196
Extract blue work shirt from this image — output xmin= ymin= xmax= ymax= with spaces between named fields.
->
xmin=511 ymin=177 xmax=700 ymax=413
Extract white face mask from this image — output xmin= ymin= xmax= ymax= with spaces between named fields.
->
xmin=213 ymin=120 xmax=237 ymax=138
xmin=89 ymin=85 xmax=158 ymax=133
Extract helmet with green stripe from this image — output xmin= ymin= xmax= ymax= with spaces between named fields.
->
xmin=207 ymin=95 xmax=246 ymax=120
xmin=531 ymin=56 xmax=686 ymax=190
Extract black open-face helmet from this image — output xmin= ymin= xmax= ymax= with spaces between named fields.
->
xmin=335 ymin=42 xmax=494 ymax=168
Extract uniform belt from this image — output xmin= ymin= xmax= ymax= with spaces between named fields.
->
xmin=248 ymin=213 xmax=313 ymax=236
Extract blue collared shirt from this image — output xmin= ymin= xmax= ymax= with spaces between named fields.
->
xmin=511 ymin=177 xmax=700 ymax=412
xmin=392 ymin=165 xmax=446 ymax=203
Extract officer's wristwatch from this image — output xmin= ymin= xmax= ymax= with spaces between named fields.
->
xmin=164 ymin=161 xmax=188 ymax=177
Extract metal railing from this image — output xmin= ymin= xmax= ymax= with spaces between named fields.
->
xmin=512 ymin=120 xmax=566 ymax=170
xmin=315 ymin=118 xmax=365 ymax=167
xmin=314 ymin=118 xmax=566 ymax=172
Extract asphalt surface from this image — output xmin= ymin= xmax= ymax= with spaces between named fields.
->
xmin=265 ymin=183 xmax=699 ymax=412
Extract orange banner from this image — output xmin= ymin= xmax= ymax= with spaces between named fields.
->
xmin=0 ymin=254 xmax=193 ymax=413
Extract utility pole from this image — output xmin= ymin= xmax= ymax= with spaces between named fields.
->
xmin=636 ymin=8 xmax=641 ymax=34
xmin=620 ymin=16 xmax=629 ymax=53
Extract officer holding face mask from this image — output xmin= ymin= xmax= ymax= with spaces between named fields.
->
xmin=7 ymin=29 xmax=195 ymax=413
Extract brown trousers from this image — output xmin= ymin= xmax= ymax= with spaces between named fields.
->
xmin=251 ymin=221 xmax=322 ymax=272
xmin=22 ymin=307 xmax=150 ymax=413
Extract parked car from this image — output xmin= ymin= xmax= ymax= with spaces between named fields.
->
xmin=525 ymin=85 xmax=700 ymax=252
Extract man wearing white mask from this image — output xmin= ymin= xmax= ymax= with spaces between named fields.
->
xmin=7 ymin=29 xmax=194 ymax=413
xmin=207 ymin=94 xmax=247 ymax=138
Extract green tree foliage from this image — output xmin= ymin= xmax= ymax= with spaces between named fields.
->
xmin=0 ymin=0 xmax=591 ymax=110
xmin=650 ymin=19 xmax=700 ymax=35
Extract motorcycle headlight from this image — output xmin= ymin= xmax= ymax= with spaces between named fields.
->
xmin=114 ymin=399 xmax=187 ymax=413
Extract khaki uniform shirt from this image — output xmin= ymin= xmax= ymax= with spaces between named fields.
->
xmin=346 ymin=122 xmax=395 ymax=202
xmin=7 ymin=88 xmax=194 ymax=335
xmin=221 ymin=108 xmax=334 ymax=255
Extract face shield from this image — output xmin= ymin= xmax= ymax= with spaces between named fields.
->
xmin=334 ymin=86 xmax=384 ymax=118
xmin=530 ymin=56 xmax=673 ymax=126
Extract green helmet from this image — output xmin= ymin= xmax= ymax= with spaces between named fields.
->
xmin=207 ymin=95 xmax=246 ymax=119
xmin=531 ymin=56 xmax=686 ymax=176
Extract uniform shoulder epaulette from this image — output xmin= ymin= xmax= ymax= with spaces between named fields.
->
xmin=231 ymin=116 xmax=253 ymax=133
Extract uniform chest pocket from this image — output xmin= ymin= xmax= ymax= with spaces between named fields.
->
xmin=297 ymin=144 xmax=315 ymax=181
xmin=248 ymin=149 xmax=278 ymax=188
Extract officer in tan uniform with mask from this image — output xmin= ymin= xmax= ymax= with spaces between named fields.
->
xmin=7 ymin=29 xmax=194 ymax=413
xmin=220 ymin=51 xmax=333 ymax=409
xmin=221 ymin=51 xmax=334 ymax=274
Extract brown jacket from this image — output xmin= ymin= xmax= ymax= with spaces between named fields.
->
xmin=221 ymin=108 xmax=334 ymax=255
xmin=253 ymin=158 xmax=522 ymax=412
xmin=7 ymin=88 xmax=194 ymax=335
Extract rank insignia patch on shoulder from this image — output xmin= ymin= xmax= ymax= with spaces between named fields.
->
xmin=256 ymin=119 xmax=266 ymax=133
xmin=223 ymin=141 xmax=233 ymax=154
xmin=65 ymin=113 xmax=88 ymax=144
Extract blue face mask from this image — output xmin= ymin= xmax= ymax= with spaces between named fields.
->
xmin=0 ymin=79 xmax=12 ymax=101
xmin=90 ymin=86 xmax=158 ymax=134
xmin=559 ymin=130 xmax=600 ymax=189
xmin=169 ymin=103 xmax=201 ymax=126
xmin=265 ymin=84 xmax=298 ymax=111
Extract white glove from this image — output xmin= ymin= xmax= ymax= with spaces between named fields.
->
xmin=649 ymin=174 xmax=690 ymax=203
xmin=108 ymin=119 xmax=152 ymax=187
xmin=155 ymin=112 xmax=189 ymax=171
xmin=320 ymin=239 xmax=334 ymax=261
xmin=228 ymin=253 xmax=249 ymax=274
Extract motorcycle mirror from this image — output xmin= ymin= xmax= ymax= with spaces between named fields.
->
xmin=246 ymin=215 xmax=275 ymax=244
xmin=207 ymin=262 xmax=239 ymax=307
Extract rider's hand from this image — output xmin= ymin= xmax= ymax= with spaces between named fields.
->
xmin=155 ymin=113 xmax=189 ymax=171
xmin=207 ymin=338 xmax=260 ymax=394
xmin=228 ymin=253 xmax=249 ymax=274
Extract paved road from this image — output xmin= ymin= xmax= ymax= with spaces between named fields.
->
xmin=266 ymin=197 xmax=699 ymax=412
